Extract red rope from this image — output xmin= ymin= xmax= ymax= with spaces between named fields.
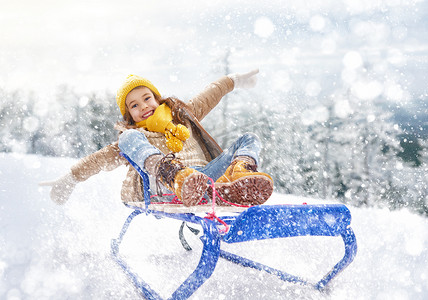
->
xmin=204 ymin=211 xmax=229 ymax=233
xmin=203 ymin=178 xmax=230 ymax=233
xmin=202 ymin=179 xmax=253 ymax=233
xmin=212 ymin=188 xmax=251 ymax=208
xmin=148 ymin=177 xmax=253 ymax=234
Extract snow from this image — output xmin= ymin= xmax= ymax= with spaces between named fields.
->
xmin=343 ymin=51 xmax=364 ymax=70
xmin=1 ymin=152 xmax=427 ymax=299
xmin=254 ymin=17 xmax=275 ymax=38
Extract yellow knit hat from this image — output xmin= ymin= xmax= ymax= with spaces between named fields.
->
xmin=116 ymin=74 xmax=161 ymax=116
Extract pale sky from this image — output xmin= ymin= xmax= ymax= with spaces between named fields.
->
xmin=1 ymin=0 xmax=427 ymax=103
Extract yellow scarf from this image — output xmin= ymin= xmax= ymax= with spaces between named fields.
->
xmin=135 ymin=119 xmax=147 ymax=129
xmin=135 ymin=103 xmax=190 ymax=152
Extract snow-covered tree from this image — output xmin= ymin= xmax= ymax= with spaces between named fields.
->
xmin=84 ymin=92 xmax=121 ymax=154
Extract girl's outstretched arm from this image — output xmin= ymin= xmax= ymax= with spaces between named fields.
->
xmin=70 ymin=142 xmax=127 ymax=182
xmin=187 ymin=76 xmax=234 ymax=121
xmin=39 ymin=142 xmax=127 ymax=204
xmin=187 ymin=69 xmax=259 ymax=121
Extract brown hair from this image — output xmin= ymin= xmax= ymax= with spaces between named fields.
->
xmin=117 ymin=87 xmax=189 ymax=129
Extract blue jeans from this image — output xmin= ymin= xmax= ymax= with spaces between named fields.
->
xmin=118 ymin=129 xmax=261 ymax=181
xmin=193 ymin=133 xmax=261 ymax=181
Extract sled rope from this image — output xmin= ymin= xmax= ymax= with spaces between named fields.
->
xmin=203 ymin=178 xmax=251 ymax=233
xmin=148 ymin=177 xmax=251 ymax=233
xmin=204 ymin=178 xmax=230 ymax=233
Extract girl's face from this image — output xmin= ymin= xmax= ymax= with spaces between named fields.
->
xmin=125 ymin=87 xmax=159 ymax=123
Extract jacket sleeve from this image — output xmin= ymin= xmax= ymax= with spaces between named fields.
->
xmin=70 ymin=142 xmax=127 ymax=182
xmin=186 ymin=76 xmax=234 ymax=121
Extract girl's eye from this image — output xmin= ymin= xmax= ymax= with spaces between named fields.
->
xmin=145 ymin=97 xmax=150 ymax=101
xmin=132 ymin=104 xmax=138 ymax=108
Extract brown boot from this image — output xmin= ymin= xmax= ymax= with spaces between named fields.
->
xmin=156 ymin=154 xmax=208 ymax=206
xmin=214 ymin=156 xmax=273 ymax=205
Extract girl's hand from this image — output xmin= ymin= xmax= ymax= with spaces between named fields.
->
xmin=228 ymin=69 xmax=259 ymax=89
xmin=39 ymin=172 xmax=78 ymax=205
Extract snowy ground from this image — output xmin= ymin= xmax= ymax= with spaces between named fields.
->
xmin=1 ymin=152 xmax=427 ymax=299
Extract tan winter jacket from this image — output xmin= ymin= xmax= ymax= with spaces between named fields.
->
xmin=70 ymin=76 xmax=234 ymax=203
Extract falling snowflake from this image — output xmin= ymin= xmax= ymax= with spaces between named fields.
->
xmin=254 ymin=17 xmax=275 ymax=38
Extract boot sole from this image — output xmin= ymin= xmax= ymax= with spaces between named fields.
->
xmin=214 ymin=175 xmax=273 ymax=206
xmin=180 ymin=172 xmax=209 ymax=207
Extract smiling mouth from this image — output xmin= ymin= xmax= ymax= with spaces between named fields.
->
xmin=142 ymin=111 xmax=154 ymax=119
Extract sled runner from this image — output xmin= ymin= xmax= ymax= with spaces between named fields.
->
xmin=111 ymin=153 xmax=357 ymax=299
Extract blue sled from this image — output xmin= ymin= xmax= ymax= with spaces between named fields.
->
xmin=111 ymin=153 xmax=357 ymax=299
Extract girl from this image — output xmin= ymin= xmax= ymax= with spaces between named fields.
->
xmin=42 ymin=70 xmax=273 ymax=207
